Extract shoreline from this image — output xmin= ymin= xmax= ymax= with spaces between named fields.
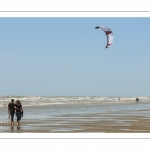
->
xmin=1 ymin=104 xmax=150 ymax=133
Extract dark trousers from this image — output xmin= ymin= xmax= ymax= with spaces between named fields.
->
xmin=16 ymin=111 xmax=21 ymax=122
xmin=10 ymin=113 xmax=14 ymax=122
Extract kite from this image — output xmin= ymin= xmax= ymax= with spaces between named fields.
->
xmin=95 ymin=26 xmax=114 ymax=48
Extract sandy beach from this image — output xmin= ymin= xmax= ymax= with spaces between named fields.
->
xmin=1 ymin=103 xmax=150 ymax=133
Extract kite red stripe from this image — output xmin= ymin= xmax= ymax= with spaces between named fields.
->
xmin=105 ymin=31 xmax=112 ymax=34
xmin=107 ymin=43 xmax=112 ymax=46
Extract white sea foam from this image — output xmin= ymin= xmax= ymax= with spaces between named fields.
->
xmin=0 ymin=96 xmax=150 ymax=107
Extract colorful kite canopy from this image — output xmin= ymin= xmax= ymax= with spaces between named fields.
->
xmin=95 ymin=26 xmax=114 ymax=48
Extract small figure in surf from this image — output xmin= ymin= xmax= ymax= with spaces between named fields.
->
xmin=136 ymin=98 xmax=139 ymax=103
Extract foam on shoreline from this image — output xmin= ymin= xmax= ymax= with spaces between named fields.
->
xmin=0 ymin=96 xmax=150 ymax=107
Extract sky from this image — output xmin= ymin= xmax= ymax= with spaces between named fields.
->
xmin=0 ymin=17 xmax=150 ymax=97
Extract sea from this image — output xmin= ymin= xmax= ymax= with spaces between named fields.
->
xmin=0 ymin=96 xmax=150 ymax=107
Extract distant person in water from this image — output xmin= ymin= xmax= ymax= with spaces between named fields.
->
xmin=136 ymin=98 xmax=139 ymax=102
xmin=14 ymin=100 xmax=23 ymax=126
xmin=8 ymin=99 xmax=15 ymax=125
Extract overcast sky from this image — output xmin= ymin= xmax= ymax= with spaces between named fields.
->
xmin=0 ymin=17 xmax=150 ymax=96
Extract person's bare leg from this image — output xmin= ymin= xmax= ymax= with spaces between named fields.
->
xmin=10 ymin=115 xmax=14 ymax=125
xmin=11 ymin=121 xmax=14 ymax=125
xmin=17 ymin=121 xmax=20 ymax=126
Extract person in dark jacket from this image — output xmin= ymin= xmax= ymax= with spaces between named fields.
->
xmin=14 ymin=100 xmax=23 ymax=126
xmin=8 ymin=99 xmax=15 ymax=125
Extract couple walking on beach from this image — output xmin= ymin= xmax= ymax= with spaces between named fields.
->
xmin=8 ymin=99 xmax=23 ymax=126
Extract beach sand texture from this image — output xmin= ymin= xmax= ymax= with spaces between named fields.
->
xmin=1 ymin=103 xmax=150 ymax=133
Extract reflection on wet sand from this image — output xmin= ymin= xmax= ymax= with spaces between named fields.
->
xmin=17 ymin=125 xmax=21 ymax=130
xmin=10 ymin=125 xmax=21 ymax=131
xmin=10 ymin=125 xmax=14 ymax=130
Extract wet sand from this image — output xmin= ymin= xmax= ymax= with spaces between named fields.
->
xmin=1 ymin=104 xmax=150 ymax=133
